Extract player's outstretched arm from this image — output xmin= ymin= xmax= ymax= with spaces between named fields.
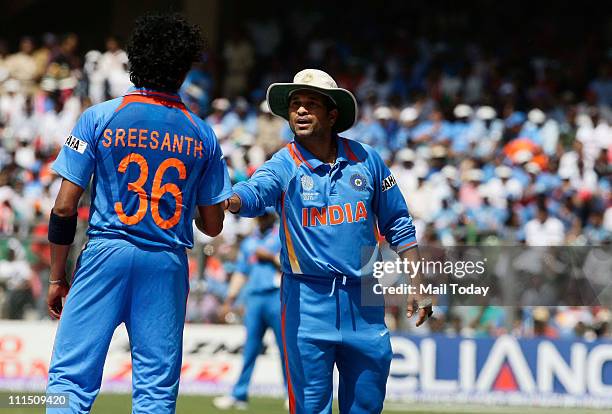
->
xmin=196 ymin=202 xmax=225 ymax=237
xmin=47 ymin=179 xmax=84 ymax=319
xmin=226 ymin=157 xmax=287 ymax=217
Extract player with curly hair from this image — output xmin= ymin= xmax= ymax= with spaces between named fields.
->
xmin=45 ymin=13 xmax=231 ymax=413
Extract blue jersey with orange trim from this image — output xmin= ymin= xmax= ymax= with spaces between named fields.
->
xmin=234 ymin=136 xmax=416 ymax=278
xmin=52 ymin=88 xmax=232 ymax=250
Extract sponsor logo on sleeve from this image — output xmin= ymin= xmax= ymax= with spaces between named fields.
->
xmin=381 ymin=174 xmax=397 ymax=192
xmin=64 ymin=135 xmax=88 ymax=154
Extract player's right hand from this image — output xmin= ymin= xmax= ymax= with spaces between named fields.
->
xmin=47 ymin=280 xmax=69 ymax=319
xmin=406 ymin=297 xmax=434 ymax=327
xmin=224 ymin=194 xmax=242 ymax=213
xmin=218 ymin=301 xmax=232 ymax=319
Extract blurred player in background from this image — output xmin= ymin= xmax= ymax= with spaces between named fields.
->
xmin=225 ymin=69 xmax=433 ymax=414
xmin=45 ymin=14 xmax=231 ymax=414
xmin=213 ymin=208 xmax=288 ymax=410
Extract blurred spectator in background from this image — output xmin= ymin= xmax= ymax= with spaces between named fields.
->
xmin=52 ymin=33 xmax=80 ymax=70
xmin=98 ymin=36 xmax=130 ymax=99
xmin=0 ymin=239 xmax=34 ymax=319
xmin=0 ymin=40 xmax=10 ymax=83
xmin=255 ymin=101 xmax=284 ymax=157
xmin=222 ymin=29 xmax=254 ymax=98
xmin=32 ymin=34 xmax=58 ymax=77
xmin=525 ymin=204 xmax=565 ymax=246
xmin=4 ymin=37 xmax=38 ymax=93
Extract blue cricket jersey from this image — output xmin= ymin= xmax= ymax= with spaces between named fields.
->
xmin=52 ymin=88 xmax=232 ymax=250
xmin=236 ymin=225 xmax=282 ymax=295
xmin=234 ymin=136 xmax=417 ymax=279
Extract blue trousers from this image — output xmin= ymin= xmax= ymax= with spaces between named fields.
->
xmin=231 ymin=289 xmax=287 ymax=401
xmin=46 ymin=238 xmax=189 ymax=414
xmin=281 ymin=274 xmax=392 ymax=414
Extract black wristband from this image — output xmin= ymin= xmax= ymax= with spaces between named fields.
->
xmin=48 ymin=211 xmax=78 ymax=245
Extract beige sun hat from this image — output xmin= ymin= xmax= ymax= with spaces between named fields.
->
xmin=266 ymin=69 xmax=358 ymax=133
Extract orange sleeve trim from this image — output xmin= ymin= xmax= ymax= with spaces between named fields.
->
xmin=281 ymin=192 xmax=302 ymax=273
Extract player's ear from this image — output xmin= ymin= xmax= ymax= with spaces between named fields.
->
xmin=328 ymin=108 xmax=338 ymax=127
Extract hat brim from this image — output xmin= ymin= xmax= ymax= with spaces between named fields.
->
xmin=266 ymin=83 xmax=358 ymax=133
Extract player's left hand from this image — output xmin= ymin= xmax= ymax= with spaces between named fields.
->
xmin=406 ymin=298 xmax=433 ymax=327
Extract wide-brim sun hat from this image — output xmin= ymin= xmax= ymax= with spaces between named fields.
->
xmin=266 ymin=69 xmax=358 ymax=133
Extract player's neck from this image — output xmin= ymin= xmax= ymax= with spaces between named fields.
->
xmin=296 ymin=134 xmax=337 ymax=164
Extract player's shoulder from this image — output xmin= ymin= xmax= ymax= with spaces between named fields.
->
xmin=271 ymin=143 xmax=293 ymax=162
xmin=270 ymin=144 xmax=301 ymax=171
xmin=190 ymin=111 xmax=217 ymax=141
xmin=77 ymin=97 xmax=124 ymax=130
xmin=339 ymin=136 xmax=379 ymax=164
xmin=251 ymin=144 xmax=297 ymax=181
xmin=82 ymin=97 xmax=124 ymax=120
xmin=72 ymin=98 xmax=123 ymax=140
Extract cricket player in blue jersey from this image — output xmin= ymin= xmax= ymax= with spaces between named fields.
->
xmin=224 ymin=69 xmax=433 ymax=414
xmin=213 ymin=209 xmax=288 ymax=410
xmin=45 ymin=14 xmax=232 ymax=413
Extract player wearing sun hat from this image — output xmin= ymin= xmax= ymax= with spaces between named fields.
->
xmin=224 ymin=69 xmax=432 ymax=413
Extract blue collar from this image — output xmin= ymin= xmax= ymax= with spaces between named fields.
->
xmin=292 ymin=135 xmax=352 ymax=170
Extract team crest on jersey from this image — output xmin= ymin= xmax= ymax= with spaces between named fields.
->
xmin=350 ymin=173 xmax=367 ymax=191
xmin=381 ymin=174 xmax=397 ymax=192
xmin=64 ymin=135 xmax=87 ymax=154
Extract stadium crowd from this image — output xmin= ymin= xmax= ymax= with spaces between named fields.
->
xmin=0 ymin=14 xmax=610 ymax=341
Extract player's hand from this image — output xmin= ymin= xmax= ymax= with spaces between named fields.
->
xmin=406 ymin=297 xmax=433 ymax=327
xmin=218 ymin=301 xmax=233 ymax=321
xmin=47 ymin=279 xmax=69 ymax=319
xmin=224 ymin=194 xmax=242 ymax=214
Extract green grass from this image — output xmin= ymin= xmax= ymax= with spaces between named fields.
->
xmin=0 ymin=393 xmax=607 ymax=413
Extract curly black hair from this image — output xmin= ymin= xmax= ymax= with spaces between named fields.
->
xmin=127 ymin=13 xmax=202 ymax=93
